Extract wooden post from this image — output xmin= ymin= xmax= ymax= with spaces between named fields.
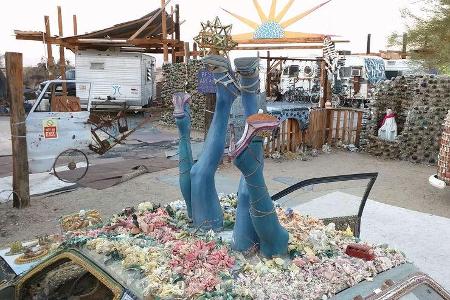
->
xmin=175 ymin=4 xmax=181 ymax=63
xmin=57 ymin=6 xmax=67 ymax=94
xmin=193 ymin=43 xmax=198 ymax=60
xmin=161 ymin=0 xmax=169 ymax=63
xmin=44 ymin=16 xmax=55 ymax=80
xmin=184 ymin=42 xmax=190 ymax=63
xmin=73 ymin=14 xmax=78 ymax=53
xmin=366 ymin=33 xmax=371 ymax=54
xmin=266 ymin=51 xmax=271 ymax=97
xmin=6 ymin=53 xmax=30 ymax=208
xmin=204 ymin=94 xmax=216 ymax=138
xmin=319 ymin=60 xmax=326 ymax=108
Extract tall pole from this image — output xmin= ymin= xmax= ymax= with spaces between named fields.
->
xmin=161 ymin=0 xmax=169 ymax=63
xmin=73 ymin=14 xmax=78 ymax=53
xmin=57 ymin=6 xmax=67 ymax=94
xmin=6 ymin=52 xmax=30 ymax=208
xmin=175 ymin=4 xmax=181 ymax=63
xmin=366 ymin=33 xmax=371 ymax=54
xmin=44 ymin=16 xmax=55 ymax=80
xmin=266 ymin=51 xmax=271 ymax=97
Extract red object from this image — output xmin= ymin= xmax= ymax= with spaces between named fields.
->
xmin=345 ymin=243 xmax=375 ymax=261
xmin=378 ymin=113 xmax=396 ymax=128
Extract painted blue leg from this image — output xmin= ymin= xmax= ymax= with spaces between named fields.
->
xmin=175 ymin=104 xmax=194 ymax=218
xmin=232 ymin=57 xmax=261 ymax=251
xmin=232 ymin=176 xmax=259 ymax=251
xmin=190 ymin=59 xmax=240 ymax=230
xmin=234 ymin=138 xmax=289 ymax=258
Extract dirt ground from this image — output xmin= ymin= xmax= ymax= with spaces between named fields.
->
xmin=1 ymin=138 xmax=449 ymax=248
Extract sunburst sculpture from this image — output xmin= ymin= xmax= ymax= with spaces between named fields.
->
xmin=223 ymin=0 xmax=331 ymax=41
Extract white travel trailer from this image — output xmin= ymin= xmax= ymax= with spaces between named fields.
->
xmin=384 ymin=59 xmax=425 ymax=79
xmin=75 ymin=50 xmax=156 ymax=109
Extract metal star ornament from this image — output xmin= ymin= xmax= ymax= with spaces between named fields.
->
xmin=194 ymin=17 xmax=237 ymax=57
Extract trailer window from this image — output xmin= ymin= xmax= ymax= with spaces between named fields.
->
xmin=90 ymin=63 xmax=105 ymax=70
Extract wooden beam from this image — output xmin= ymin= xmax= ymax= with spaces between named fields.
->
xmin=73 ymin=14 xmax=78 ymax=53
xmin=192 ymin=43 xmax=198 ymax=60
xmin=234 ymin=37 xmax=349 ymax=44
xmin=44 ymin=16 xmax=55 ymax=80
xmin=128 ymin=0 xmax=172 ymax=41
xmin=366 ymin=33 xmax=371 ymax=54
xmin=319 ymin=60 xmax=326 ymax=108
xmin=175 ymin=4 xmax=180 ymax=40
xmin=266 ymin=51 xmax=271 ymax=96
xmin=161 ymin=0 xmax=169 ymax=63
xmin=235 ymin=45 xmax=324 ymax=50
xmin=260 ymin=56 xmax=323 ymax=61
xmin=184 ymin=42 xmax=190 ymax=63
xmin=6 ymin=52 xmax=30 ymax=208
xmin=57 ymin=6 xmax=67 ymax=94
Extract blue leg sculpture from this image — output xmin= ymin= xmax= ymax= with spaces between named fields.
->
xmin=234 ymin=138 xmax=289 ymax=257
xmin=173 ymin=93 xmax=194 ymax=218
xmin=190 ymin=55 xmax=240 ymax=230
xmin=232 ymin=57 xmax=261 ymax=251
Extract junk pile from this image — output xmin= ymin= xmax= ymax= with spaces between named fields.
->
xmin=364 ymin=75 xmax=450 ymax=164
xmin=437 ymin=110 xmax=450 ymax=184
xmin=160 ymin=60 xmax=207 ymax=130
xmin=2 ymin=194 xmax=407 ymax=299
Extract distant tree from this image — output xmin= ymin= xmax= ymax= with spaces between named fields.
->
xmin=24 ymin=57 xmax=50 ymax=89
xmin=389 ymin=0 xmax=450 ymax=74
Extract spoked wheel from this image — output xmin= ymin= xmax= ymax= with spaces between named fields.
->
xmin=53 ymin=149 xmax=89 ymax=183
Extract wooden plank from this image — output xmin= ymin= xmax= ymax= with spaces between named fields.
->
xmin=287 ymin=119 xmax=292 ymax=151
xmin=129 ymin=0 xmax=172 ymax=41
xmin=161 ymin=0 xmax=169 ymax=63
xmin=319 ymin=61 xmax=326 ymax=108
xmin=234 ymin=37 xmax=349 ymax=44
xmin=321 ymin=110 xmax=327 ymax=147
xmin=236 ymin=45 xmax=324 ymax=50
xmin=281 ymin=120 xmax=286 ymax=153
xmin=57 ymin=6 xmax=67 ymax=95
xmin=44 ymin=16 xmax=55 ymax=80
xmin=348 ymin=110 xmax=355 ymax=144
xmin=6 ymin=52 xmax=30 ymax=208
xmin=342 ymin=110 xmax=348 ymax=144
xmin=276 ymin=122 xmax=281 ymax=152
xmin=335 ymin=110 xmax=341 ymax=142
xmin=73 ymin=15 xmax=78 ymax=53
xmin=327 ymin=109 xmax=333 ymax=145
xmin=193 ymin=43 xmax=198 ymax=60
xmin=184 ymin=42 xmax=190 ymax=63
xmin=355 ymin=111 xmax=363 ymax=147
xmin=266 ymin=51 xmax=271 ymax=97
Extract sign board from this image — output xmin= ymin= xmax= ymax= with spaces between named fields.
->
xmin=197 ymin=69 xmax=217 ymax=94
xmin=43 ymin=119 xmax=58 ymax=139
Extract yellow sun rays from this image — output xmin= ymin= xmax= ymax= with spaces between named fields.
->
xmin=222 ymin=0 xmax=332 ymax=40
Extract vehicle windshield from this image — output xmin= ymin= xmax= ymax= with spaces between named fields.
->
xmin=399 ymin=283 xmax=445 ymax=300
xmin=272 ymin=174 xmax=377 ymax=236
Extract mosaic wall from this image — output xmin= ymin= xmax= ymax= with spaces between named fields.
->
xmin=160 ymin=60 xmax=207 ymax=130
xmin=364 ymin=75 xmax=450 ymax=164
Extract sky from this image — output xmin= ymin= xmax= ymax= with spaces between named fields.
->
xmin=0 ymin=0 xmax=415 ymax=67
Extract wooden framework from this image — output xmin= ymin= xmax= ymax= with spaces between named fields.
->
xmin=15 ymin=3 xmax=185 ymax=79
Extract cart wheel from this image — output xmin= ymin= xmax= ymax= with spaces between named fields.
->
xmin=53 ymin=149 xmax=89 ymax=183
